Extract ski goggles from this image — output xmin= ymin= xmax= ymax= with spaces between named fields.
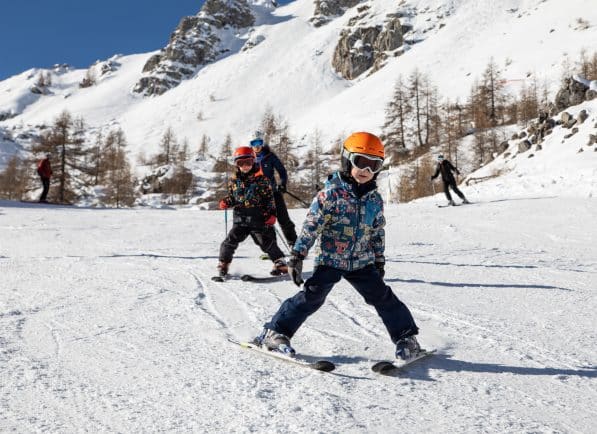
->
xmin=250 ymin=139 xmax=264 ymax=148
xmin=347 ymin=152 xmax=384 ymax=174
xmin=235 ymin=157 xmax=254 ymax=167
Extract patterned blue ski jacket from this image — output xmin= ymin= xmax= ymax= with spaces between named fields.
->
xmin=293 ymin=171 xmax=385 ymax=271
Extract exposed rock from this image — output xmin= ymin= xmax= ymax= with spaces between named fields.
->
xmin=310 ymin=0 xmax=361 ymax=27
xmin=588 ymin=134 xmax=596 ymax=145
xmin=133 ymin=0 xmax=256 ymax=96
xmin=518 ymin=140 xmax=532 ymax=153
xmin=554 ymin=76 xmax=589 ymax=111
xmin=578 ymin=109 xmax=588 ymax=124
xmin=560 ymin=111 xmax=572 ymax=124
xmin=332 ymin=16 xmax=403 ymax=80
xmin=499 ymin=141 xmax=509 ymax=152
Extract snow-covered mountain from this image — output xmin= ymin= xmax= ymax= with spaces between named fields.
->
xmin=1 ymin=0 xmax=597 ymax=174
xmin=1 ymin=2 xmax=597 ymax=430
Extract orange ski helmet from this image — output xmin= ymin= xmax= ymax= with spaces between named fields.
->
xmin=341 ymin=132 xmax=385 ymax=174
xmin=343 ymin=132 xmax=385 ymax=158
xmin=233 ymin=146 xmax=255 ymax=162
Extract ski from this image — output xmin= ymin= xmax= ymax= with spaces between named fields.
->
xmin=229 ymin=339 xmax=335 ymax=372
xmin=437 ymin=204 xmax=459 ymax=208
xmin=211 ymin=273 xmax=288 ymax=283
xmin=371 ymin=349 xmax=436 ymax=375
xmin=240 ymin=274 xmax=289 ymax=283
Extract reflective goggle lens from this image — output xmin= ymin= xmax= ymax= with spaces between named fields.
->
xmin=236 ymin=158 xmax=253 ymax=167
xmin=349 ymin=153 xmax=384 ymax=173
xmin=250 ymin=139 xmax=264 ymax=148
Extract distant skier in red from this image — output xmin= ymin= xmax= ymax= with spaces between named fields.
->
xmin=37 ymin=154 xmax=52 ymax=203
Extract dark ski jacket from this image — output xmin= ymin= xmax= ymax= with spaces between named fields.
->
xmin=432 ymin=160 xmax=460 ymax=184
xmin=254 ymin=145 xmax=288 ymax=188
xmin=220 ymin=165 xmax=276 ymax=227
xmin=37 ymin=158 xmax=52 ymax=179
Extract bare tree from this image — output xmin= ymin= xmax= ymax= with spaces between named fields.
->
xmin=0 ymin=155 xmax=29 ymax=200
xmin=197 ymin=134 xmax=209 ymax=160
xmin=30 ymin=110 xmax=88 ymax=203
xmin=383 ymin=75 xmax=411 ymax=157
xmin=157 ymin=127 xmax=177 ymax=165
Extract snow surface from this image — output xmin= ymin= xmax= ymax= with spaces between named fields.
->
xmin=1 ymin=190 xmax=596 ymax=432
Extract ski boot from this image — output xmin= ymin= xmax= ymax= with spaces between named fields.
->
xmin=217 ymin=261 xmax=230 ymax=278
xmin=255 ymin=328 xmax=295 ymax=355
xmin=462 ymin=198 xmax=470 ymax=204
xmin=448 ymin=200 xmax=456 ymax=206
xmin=270 ymin=258 xmax=288 ymax=276
xmin=395 ymin=335 xmax=421 ymax=361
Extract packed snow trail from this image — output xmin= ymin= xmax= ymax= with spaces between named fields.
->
xmin=1 ymin=197 xmax=596 ymax=432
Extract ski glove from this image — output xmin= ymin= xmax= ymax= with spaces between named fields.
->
xmin=264 ymin=215 xmax=276 ymax=226
xmin=287 ymin=253 xmax=304 ymax=286
xmin=219 ymin=199 xmax=229 ymax=210
xmin=375 ymin=260 xmax=385 ymax=279
xmin=277 ymin=184 xmax=286 ymax=193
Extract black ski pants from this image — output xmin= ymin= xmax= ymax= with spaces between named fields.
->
xmin=265 ymin=264 xmax=419 ymax=343
xmin=219 ymin=224 xmax=285 ymax=264
xmin=273 ymin=191 xmax=297 ymax=247
xmin=443 ymin=180 xmax=465 ymax=202
xmin=39 ymin=176 xmax=50 ymax=202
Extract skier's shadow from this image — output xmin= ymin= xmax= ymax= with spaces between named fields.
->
xmin=379 ymin=353 xmax=597 ymax=381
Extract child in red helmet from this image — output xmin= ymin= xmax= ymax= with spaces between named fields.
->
xmin=217 ymin=146 xmax=288 ymax=278
xmin=254 ymin=132 xmax=423 ymax=362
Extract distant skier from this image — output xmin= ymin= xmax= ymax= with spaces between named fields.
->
xmin=37 ymin=154 xmax=52 ymax=203
xmin=254 ymin=132 xmax=423 ymax=361
xmin=249 ymin=131 xmax=297 ymax=247
xmin=431 ymin=154 xmax=469 ymax=206
xmin=217 ymin=146 xmax=288 ymax=278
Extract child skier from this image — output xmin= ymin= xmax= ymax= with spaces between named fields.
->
xmin=249 ymin=131 xmax=297 ymax=247
xmin=217 ymin=146 xmax=288 ymax=277
xmin=254 ymin=132 xmax=422 ymax=361
xmin=431 ymin=154 xmax=469 ymax=206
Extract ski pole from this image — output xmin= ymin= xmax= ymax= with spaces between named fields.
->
xmin=431 ymin=180 xmax=436 ymax=195
xmin=285 ymin=190 xmax=310 ymax=207
xmin=224 ymin=161 xmax=229 ymax=236
xmin=274 ymin=225 xmax=291 ymax=255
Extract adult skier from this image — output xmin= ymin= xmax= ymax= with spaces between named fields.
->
xmin=37 ymin=154 xmax=52 ymax=203
xmin=431 ymin=154 xmax=469 ymax=206
xmin=254 ymin=132 xmax=423 ymax=361
xmin=249 ymin=131 xmax=297 ymax=247
xmin=217 ymin=146 xmax=288 ymax=277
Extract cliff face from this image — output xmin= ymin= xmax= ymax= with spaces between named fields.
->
xmin=133 ymin=0 xmax=257 ymax=96
xmin=332 ymin=13 xmax=404 ymax=80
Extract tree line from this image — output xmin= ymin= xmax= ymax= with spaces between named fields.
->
xmin=2 ymin=51 xmax=595 ymax=207
xmin=382 ymin=50 xmax=597 ymax=202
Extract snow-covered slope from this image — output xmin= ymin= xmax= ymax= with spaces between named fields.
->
xmin=1 ymin=0 xmax=597 ymax=165
xmin=465 ymin=99 xmax=597 ymax=199
xmin=1 ymin=193 xmax=595 ymax=432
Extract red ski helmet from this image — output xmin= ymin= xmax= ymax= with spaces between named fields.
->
xmin=233 ymin=146 xmax=255 ymax=162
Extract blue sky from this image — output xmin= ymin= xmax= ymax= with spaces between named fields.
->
xmin=0 ymin=0 xmax=204 ymax=80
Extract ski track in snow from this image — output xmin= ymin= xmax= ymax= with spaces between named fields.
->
xmin=0 ymin=198 xmax=596 ymax=432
